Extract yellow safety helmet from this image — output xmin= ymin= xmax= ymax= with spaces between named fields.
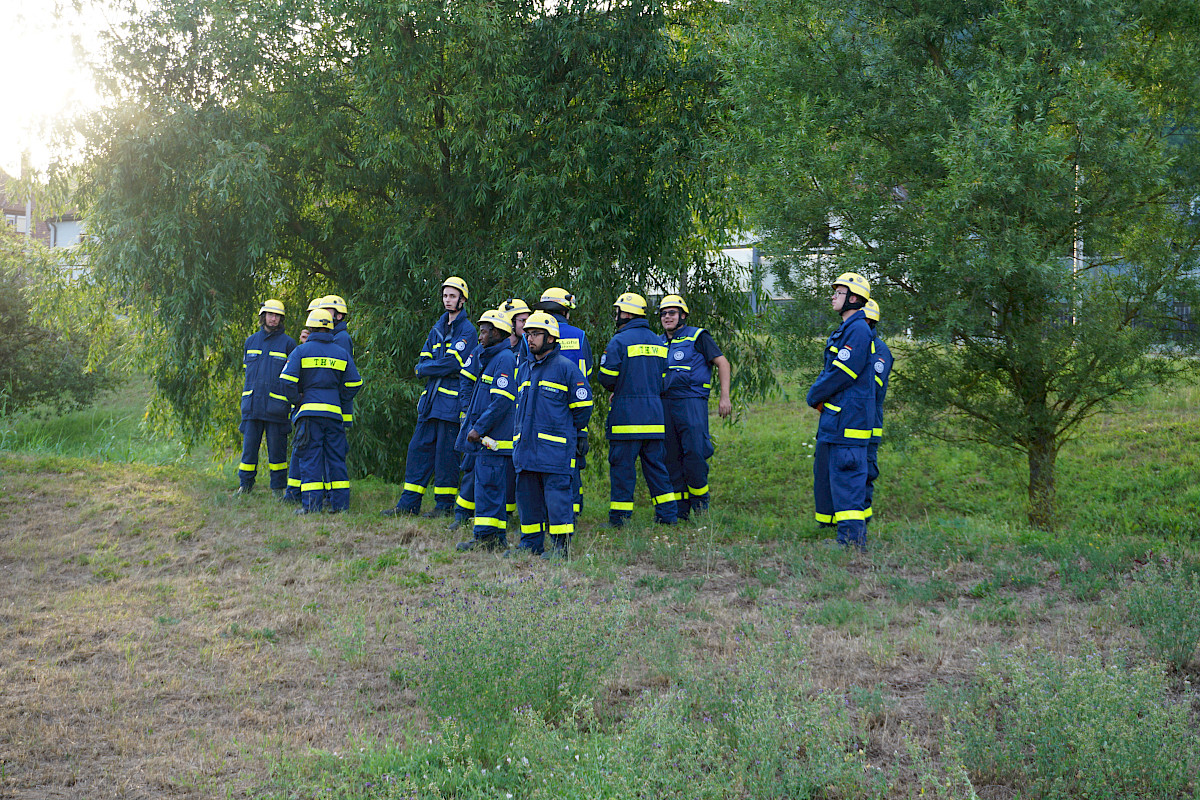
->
xmin=864 ymin=298 xmax=881 ymax=322
xmin=478 ymin=307 xmax=514 ymax=335
xmin=523 ymin=311 xmax=561 ymax=339
xmin=442 ymin=276 xmax=469 ymax=301
xmin=833 ymin=272 xmax=871 ymax=300
xmin=613 ymin=292 xmax=648 ymax=316
xmin=536 ymin=287 xmax=576 ymax=311
xmin=657 ymin=294 xmax=689 ymax=315
xmin=259 ymin=298 xmax=285 ymax=317
xmin=322 ymin=294 xmax=348 ymax=315
xmin=305 ymin=309 xmax=335 ymax=330
xmin=307 ymin=297 xmax=323 ymax=312
xmin=499 ymin=297 xmax=532 ymax=319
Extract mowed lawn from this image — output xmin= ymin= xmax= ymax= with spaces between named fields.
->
xmin=1 ymin=376 xmax=1200 ymax=798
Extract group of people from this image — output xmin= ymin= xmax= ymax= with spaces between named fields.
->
xmin=805 ymin=272 xmax=893 ymax=553
xmin=235 ymin=272 xmax=891 ymax=557
xmin=379 ymin=278 xmax=732 ymax=559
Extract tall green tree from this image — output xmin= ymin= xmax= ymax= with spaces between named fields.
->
xmin=75 ymin=0 xmax=766 ymax=476
xmin=718 ymin=0 xmax=1200 ymax=528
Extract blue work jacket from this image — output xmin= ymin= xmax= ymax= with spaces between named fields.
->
xmin=455 ymin=339 xmax=517 ymax=455
xmin=805 ymin=310 xmax=877 ymax=445
xmin=241 ymin=326 xmax=297 ymax=423
xmin=871 ymin=334 xmax=894 ymax=440
xmin=662 ymin=325 xmax=714 ymax=400
xmin=415 ymin=310 xmax=477 ymax=423
xmin=512 ymin=346 xmax=593 ymax=475
xmin=279 ymin=330 xmax=362 ymax=423
xmin=598 ymin=318 xmax=667 ymax=440
xmin=547 ymin=312 xmax=593 ymax=379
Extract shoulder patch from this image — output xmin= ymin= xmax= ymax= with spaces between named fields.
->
xmin=455 ymin=340 xmax=466 ymax=351
xmin=673 ymin=350 xmax=684 ymax=360
xmin=600 ymin=353 xmax=607 ymax=365
xmin=575 ymin=387 xmax=588 ymax=399
xmin=497 ymin=375 xmax=509 ymax=388
xmin=837 ymin=348 xmax=851 ymax=361
xmin=874 ymin=360 xmax=885 ymax=374
xmin=464 ymin=356 xmax=472 ymax=368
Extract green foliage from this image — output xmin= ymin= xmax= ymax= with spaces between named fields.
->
xmin=392 ymin=575 xmax=631 ymax=765
xmin=0 ymin=236 xmax=123 ymax=416
xmin=1124 ymin=560 xmax=1200 ymax=670
xmin=718 ymin=0 xmax=1200 ymax=528
xmin=76 ymin=0 xmax=768 ymax=476
xmin=941 ymin=647 xmax=1199 ymax=799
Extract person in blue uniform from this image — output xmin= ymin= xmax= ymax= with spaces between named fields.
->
xmin=806 ymin=272 xmax=877 ymax=552
xmin=236 ymin=299 xmax=297 ymax=496
xmin=498 ymin=298 xmax=532 ymax=519
xmin=322 ymin=294 xmax=355 ymax=426
xmin=282 ymin=298 xmax=323 ymax=504
xmin=511 ymin=312 xmax=593 ymax=559
xmin=863 ymin=298 xmax=893 ymax=528
xmin=455 ymin=308 xmax=519 ymax=551
xmin=597 ymin=292 xmax=678 ymax=527
xmin=657 ymin=294 xmax=733 ymax=520
xmin=533 ymin=287 xmax=592 ymax=518
xmin=383 ymin=277 xmax=477 ymax=517
xmin=279 ymin=308 xmax=362 ymax=514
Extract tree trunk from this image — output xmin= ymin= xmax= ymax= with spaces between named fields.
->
xmin=1026 ymin=438 xmax=1057 ymax=530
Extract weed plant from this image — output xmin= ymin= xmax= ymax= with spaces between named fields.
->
xmin=392 ymin=575 xmax=631 ymax=765
xmin=1124 ymin=560 xmax=1200 ymax=670
xmin=939 ymin=647 xmax=1198 ymax=799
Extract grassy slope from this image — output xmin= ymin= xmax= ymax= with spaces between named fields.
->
xmin=0 ymin=377 xmax=1198 ymax=797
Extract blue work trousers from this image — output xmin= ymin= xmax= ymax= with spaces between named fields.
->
xmin=454 ymin=453 xmax=477 ymax=520
xmin=607 ymin=439 xmax=678 ymax=524
xmin=296 ymin=417 xmax=350 ymax=512
xmin=865 ymin=440 xmax=880 ymax=525
xmin=812 ymin=442 xmax=868 ymax=548
xmin=663 ymin=397 xmax=714 ymax=519
xmin=393 ymin=418 xmax=461 ymax=513
xmin=515 ymin=470 xmax=574 ymax=554
xmin=472 ymin=453 xmax=510 ymax=545
xmin=238 ymin=419 xmax=290 ymax=490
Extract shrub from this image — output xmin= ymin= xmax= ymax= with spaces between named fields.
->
xmin=1124 ymin=560 xmax=1200 ymax=670
xmin=944 ymin=647 xmax=1197 ymax=799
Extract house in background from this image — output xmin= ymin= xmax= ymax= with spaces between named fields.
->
xmin=1 ymin=167 xmax=87 ymax=253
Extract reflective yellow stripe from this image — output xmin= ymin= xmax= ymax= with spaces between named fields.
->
xmin=506 ymin=503 xmax=516 ymax=513
xmin=844 ymin=428 xmax=872 ymax=439
xmin=269 ymin=392 xmax=288 ymax=402
xmin=342 ymin=413 xmax=353 ymax=422
xmin=876 ymin=376 xmax=884 ymax=387
xmin=280 ymin=373 xmax=299 ymax=383
xmin=824 ymin=403 xmax=841 ymax=412
xmin=834 ymin=509 xmax=866 ymax=522
xmin=301 ymin=356 xmax=347 ymax=370
xmin=599 ymin=366 xmax=619 ymax=376
xmin=569 ymin=400 xmax=593 ymax=409
xmin=652 ymin=492 xmax=676 ymax=505
xmin=433 ymin=486 xmax=458 ymax=496
xmin=828 ymin=346 xmax=838 ymax=353
xmin=482 ymin=374 xmax=494 ymax=384
xmin=669 ymin=365 xmax=692 ymax=371
xmin=814 ymin=512 xmax=833 ymax=523
xmin=549 ymin=523 xmax=574 ymax=535
xmin=242 ymin=389 xmax=254 ymax=396
xmin=538 ymin=381 xmax=568 ymax=391
xmin=438 ymin=387 xmax=458 ymax=396
xmin=420 ymin=350 xmax=433 ymax=359
xmin=475 ymin=517 xmax=505 ymax=530
xmin=627 ymin=344 xmax=666 ymax=358
xmin=610 ymin=501 xmax=634 ymax=511
xmin=247 ymin=349 xmax=262 ymax=355
xmin=403 ymin=482 xmax=426 ymax=494
xmin=872 ymin=427 xmax=883 ymax=436
xmin=688 ymin=484 xmax=709 ymax=497
xmin=345 ymin=379 xmax=362 ymax=388
xmin=558 ymin=337 xmax=580 ymax=350
xmin=300 ymin=402 xmax=342 ymax=414
xmin=269 ymin=462 xmax=288 ymax=471
xmin=238 ymin=462 xmax=256 ymax=472
xmin=521 ymin=523 xmax=543 ymax=534
xmin=573 ymin=503 xmax=581 ymax=513
xmin=329 ymin=480 xmax=349 ymax=490
xmin=269 ymin=351 xmax=287 ymax=358
xmin=456 ymin=496 xmax=475 ymax=511
xmin=864 ymin=506 xmax=873 ymax=519
xmin=491 ymin=388 xmax=515 ymax=400
xmin=611 ymin=424 xmax=665 ymax=435
xmin=538 ymin=432 xmax=568 ymax=443
xmin=288 ymin=478 xmax=301 ymax=488
xmin=490 ymin=440 xmax=514 ymax=450
xmin=518 ymin=380 xmax=531 ymax=391
xmin=833 ymin=360 xmax=857 ymax=379
xmin=300 ymin=481 xmax=325 ymax=491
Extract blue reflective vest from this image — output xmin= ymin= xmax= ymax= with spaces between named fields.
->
xmin=547 ymin=312 xmax=593 ymax=379
xmin=241 ymin=326 xmax=297 ymax=423
xmin=512 ymin=346 xmax=593 ymax=475
xmin=662 ymin=325 xmax=714 ymax=400
xmin=598 ymin=318 xmax=668 ymax=440
xmin=455 ymin=339 xmax=517 ymax=455
xmin=415 ymin=310 xmax=477 ymax=422
xmin=805 ymin=310 xmax=877 ymax=445
xmin=871 ymin=334 xmax=894 ymax=440
xmin=279 ymin=330 xmax=362 ymax=423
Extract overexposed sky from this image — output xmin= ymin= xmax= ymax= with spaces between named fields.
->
xmin=0 ymin=0 xmax=111 ymax=176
